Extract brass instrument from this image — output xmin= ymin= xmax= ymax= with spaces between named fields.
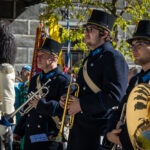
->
xmin=112 ymin=103 xmax=126 ymax=150
xmin=53 ymin=79 xmax=79 ymax=143
xmin=8 ymin=78 xmax=51 ymax=121
xmin=126 ymin=83 xmax=150 ymax=150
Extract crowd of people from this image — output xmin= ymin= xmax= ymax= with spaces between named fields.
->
xmin=0 ymin=9 xmax=150 ymax=150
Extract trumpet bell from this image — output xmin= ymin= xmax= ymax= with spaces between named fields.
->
xmin=126 ymin=83 xmax=150 ymax=150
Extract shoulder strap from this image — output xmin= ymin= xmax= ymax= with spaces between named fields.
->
xmin=83 ymin=59 xmax=101 ymax=93
xmin=36 ymin=74 xmax=60 ymax=126
xmin=36 ymin=75 xmax=43 ymax=96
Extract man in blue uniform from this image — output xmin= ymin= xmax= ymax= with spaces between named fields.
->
xmin=105 ymin=20 xmax=150 ymax=150
xmin=13 ymin=38 xmax=71 ymax=150
xmin=60 ymin=10 xmax=129 ymax=150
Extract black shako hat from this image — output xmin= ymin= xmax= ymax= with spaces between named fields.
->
xmin=84 ymin=9 xmax=116 ymax=32
xmin=37 ymin=38 xmax=62 ymax=56
xmin=127 ymin=20 xmax=150 ymax=44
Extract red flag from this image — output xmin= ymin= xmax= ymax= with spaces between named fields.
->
xmin=29 ymin=23 xmax=46 ymax=81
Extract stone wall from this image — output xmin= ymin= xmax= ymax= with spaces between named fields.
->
xmin=9 ymin=3 xmax=41 ymax=74
xmin=5 ymin=1 xmax=137 ymax=74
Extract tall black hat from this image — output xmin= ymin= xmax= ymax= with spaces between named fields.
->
xmin=37 ymin=38 xmax=62 ymax=56
xmin=84 ymin=9 xmax=116 ymax=32
xmin=127 ymin=20 xmax=150 ymax=44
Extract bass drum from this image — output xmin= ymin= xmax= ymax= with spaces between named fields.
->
xmin=126 ymin=83 xmax=150 ymax=150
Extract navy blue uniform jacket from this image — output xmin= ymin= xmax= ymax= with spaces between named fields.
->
xmin=104 ymin=69 xmax=150 ymax=150
xmin=67 ymin=42 xmax=129 ymax=150
xmin=14 ymin=66 xmax=71 ymax=150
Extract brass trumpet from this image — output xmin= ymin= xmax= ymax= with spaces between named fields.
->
xmin=54 ymin=79 xmax=79 ymax=142
xmin=8 ymin=78 xmax=51 ymax=120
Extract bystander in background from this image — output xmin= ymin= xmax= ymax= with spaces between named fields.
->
xmin=14 ymin=65 xmax=31 ymax=150
xmin=15 ymin=65 xmax=31 ymax=123
xmin=0 ymin=20 xmax=17 ymax=150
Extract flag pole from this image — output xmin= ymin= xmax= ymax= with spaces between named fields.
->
xmin=67 ymin=8 xmax=71 ymax=69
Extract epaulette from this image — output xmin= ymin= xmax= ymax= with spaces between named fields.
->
xmin=0 ymin=63 xmax=14 ymax=74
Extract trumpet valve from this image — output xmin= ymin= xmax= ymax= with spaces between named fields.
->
xmin=68 ymin=99 xmax=74 ymax=105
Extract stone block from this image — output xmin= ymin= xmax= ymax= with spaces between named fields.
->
xmin=116 ymin=0 xmax=125 ymax=9
xmin=40 ymin=2 xmax=47 ymax=9
xmin=117 ymin=35 xmax=125 ymax=43
xmin=122 ymin=12 xmax=133 ymax=21
xmin=9 ymin=20 xmax=28 ymax=34
xmin=101 ymin=0 xmax=124 ymax=9
xmin=30 ymin=21 xmax=39 ymax=35
xmin=126 ymin=25 xmax=135 ymax=39
xmin=14 ymin=65 xmax=22 ymax=76
xmin=15 ymin=35 xmax=35 ymax=48
xmin=28 ymin=48 xmax=34 ymax=64
xmin=104 ymin=0 xmax=112 ymax=2
xmin=15 ymin=47 xmax=28 ymax=64
xmin=17 ymin=3 xmax=40 ymax=20
xmin=117 ymin=25 xmax=126 ymax=38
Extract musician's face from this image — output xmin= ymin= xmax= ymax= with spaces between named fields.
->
xmin=131 ymin=40 xmax=150 ymax=70
xmin=37 ymin=51 xmax=54 ymax=70
xmin=84 ymin=25 xmax=106 ymax=50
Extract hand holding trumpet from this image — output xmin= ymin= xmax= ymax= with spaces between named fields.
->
xmin=60 ymin=95 xmax=82 ymax=115
xmin=29 ymin=94 xmax=41 ymax=109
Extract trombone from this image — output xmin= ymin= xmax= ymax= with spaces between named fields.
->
xmin=54 ymin=79 xmax=79 ymax=142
